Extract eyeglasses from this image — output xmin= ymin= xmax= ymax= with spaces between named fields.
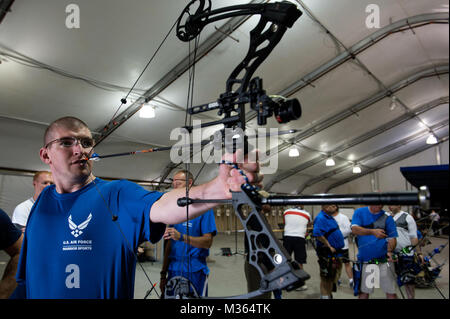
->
xmin=44 ymin=136 xmax=95 ymax=149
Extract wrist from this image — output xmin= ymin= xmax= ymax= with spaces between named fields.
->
xmin=179 ymin=234 xmax=184 ymax=242
xmin=204 ymin=176 xmax=229 ymax=200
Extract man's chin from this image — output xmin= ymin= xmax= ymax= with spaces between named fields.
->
xmin=70 ymin=164 xmax=92 ymax=176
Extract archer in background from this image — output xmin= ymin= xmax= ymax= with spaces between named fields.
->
xmin=11 ymin=171 xmax=53 ymax=232
xmin=389 ymin=205 xmax=420 ymax=299
xmin=429 ymin=210 xmax=441 ymax=236
xmin=159 ymin=170 xmax=217 ymax=298
xmin=12 ymin=116 xmax=261 ymax=299
xmin=281 ymin=205 xmax=311 ymax=292
xmin=351 ymin=205 xmax=398 ymax=299
xmin=331 ymin=206 xmax=354 ymax=288
xmin=313 ymin=204 xmax=345 ymax=299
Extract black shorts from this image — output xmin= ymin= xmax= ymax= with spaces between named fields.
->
xmin=341 ymin=249 xmax=350 ymax=263
xmin=318 ymin=254 xmax=342 ymax=281
xmin=283 ymin=236 xmax=307 ymax=264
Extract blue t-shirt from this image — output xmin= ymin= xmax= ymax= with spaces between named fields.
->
xmin=351 ymin=207 xmax=398 ymax=262
xmin=15 ymin=178 xmax=165 ymax=299
xmin=168 ymin=209 xmax=216 ymax=275
xmin=313 ymin=210 xmax=345 ymax=250
xmin=0 ymin=208 xmax=22 ymax=250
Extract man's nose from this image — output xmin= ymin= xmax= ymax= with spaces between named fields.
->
xmin=72 ymin=141 xmax=84 ymax=154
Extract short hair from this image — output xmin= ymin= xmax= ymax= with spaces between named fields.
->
xmin=173 ymin=169 xmax=194 ymax=182
xmin=33 ymin=171 xmax=52 ymax=182
xmin=322 ymin=204 xmax=338 ymax=210
xmin=44 ymin=116 xmax=90 ymax=145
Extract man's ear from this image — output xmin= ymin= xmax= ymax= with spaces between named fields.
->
xmin=39 ymin=147 xmax=51 ymax=165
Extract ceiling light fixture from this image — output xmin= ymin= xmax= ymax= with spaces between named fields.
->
xmin=139 ymin=104 xmax=155 ymax=118
xmin=325 ymin=157 xmax=335 ymax=167
xmin=426 ymin=133 xmax=438 ymax=145
xmin=289 ymin=146 xmax=300 ymax=157
xmin=390 ymin=95 xmax=398 ymax=111
xmin=353 ymin=165 xmax=362 ymax=174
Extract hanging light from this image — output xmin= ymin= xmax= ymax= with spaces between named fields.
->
xmin=325 ymin=157 xmax=335 ymax=166
xmin=390 ymin=95 xmax=398 ymax=111
xmin=426 ymin=134 xmax=438 ymax=145
xmin=289 ymin=146 xmax=300 ymax=157
xmin=139 ymin=103 xmax=155 ymax=118
xmin=353 ymin=165 xmax=362 ymax=174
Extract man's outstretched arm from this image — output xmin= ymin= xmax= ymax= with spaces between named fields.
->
xmin=150 ymin=150 xmax=261 ymax=225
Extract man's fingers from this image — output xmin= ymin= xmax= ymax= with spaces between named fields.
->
xmin=228 ymin=170 xmax=264 ymax=187
xmin=222 ymin=149 xmax=260 ymax=165
xmin=227 ymin=177 xmax=244 ymax=192
xmin=247 ymin=172 xmax=264 ymax=184
xmin=220 ymin=148 xmax=262 ymax=193
xmin=240 ymin=159 xmax=260 ymax=171
xmin=222 ymin=148 xmax=243 ymax=164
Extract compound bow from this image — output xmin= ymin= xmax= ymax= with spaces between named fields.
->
xmin=88 ymin=0 xmax=431 ymax=300
xmin=163 ymin=0 xmax=431 ymax=299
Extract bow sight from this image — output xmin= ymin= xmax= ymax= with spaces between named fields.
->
xmin=177 ymin=1 xmax=303 ymax=133
xmin=186 ymin=77 xmax=302 ymax=129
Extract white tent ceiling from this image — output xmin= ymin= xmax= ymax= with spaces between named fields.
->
xmin=0 ymin=0 xmax=448 ymax=193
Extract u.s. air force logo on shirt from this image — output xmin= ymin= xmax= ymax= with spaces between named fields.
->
xmin=63 ymin=213 xmax=93 ymax=251
xmin=68 ymin=213 xmax=92 ymax=238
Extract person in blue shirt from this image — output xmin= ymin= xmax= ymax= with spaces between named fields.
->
xmin=351 ymin=205 xmax=398 ymax=299
xmin=13 ymin=116 xmax=261 ymax=299
xmin=313 ymin=204 xmax=345 ymax=299
xmin=0 ymin=208 xmax=23 ymax=299
xmin=159 ymin=170 xmax=217 ymax=298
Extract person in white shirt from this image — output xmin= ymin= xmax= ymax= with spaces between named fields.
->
xmin=389 ymin=205 xmax=420 ymax=299
xmin=429 ymin=210 xmax=441 ymax=236
xmin=11 ymin=171 xmax=53 ymax=232
xmin=332 ymin=207 xmax=354 ymax=288
xmin=282 ymin=205 xmax=311 ymax=291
